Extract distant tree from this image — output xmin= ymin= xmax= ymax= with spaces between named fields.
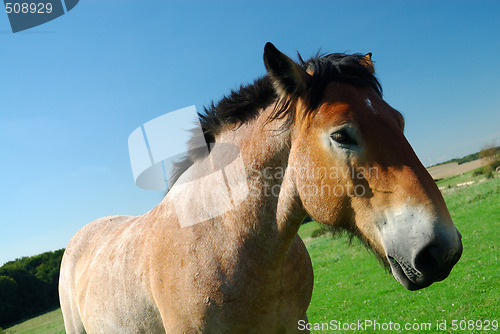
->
xmin=430 ymin=147 xmax=497 ymax=167
xmin=479 ymin=142 xmax=498 ymax=165
xmin=0 ymin=275 xmax=19 ymax=325
xmin=479 ymin=142 xmax=499 ymax=178
xmin=0 ymin=249 xmax=64 ymax=328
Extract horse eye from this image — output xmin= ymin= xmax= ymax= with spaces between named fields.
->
xmin=330 ymin=130 xmax=357 ymax=146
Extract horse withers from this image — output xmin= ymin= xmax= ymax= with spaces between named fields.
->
xmin=59 ymin=43 xmax=462 ymax=333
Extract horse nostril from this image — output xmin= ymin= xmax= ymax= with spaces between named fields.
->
xmin=414 ymin=244 xmax=445 ymax=278
xmin=414 ymin=234 xmax=463 ymax=282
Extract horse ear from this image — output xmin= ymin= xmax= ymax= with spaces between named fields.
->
xmin=263 ymin=42 xmax=310 ymax=96
xmin=360 ymin=52 xmax=375 ymax=74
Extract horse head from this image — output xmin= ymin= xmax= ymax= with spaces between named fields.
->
xmin=264 ymin=42 xmax=462 ymax=290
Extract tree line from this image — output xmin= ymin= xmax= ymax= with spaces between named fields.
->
xmin=431 ymin=145 xmax=500 ymax=167
xmin=0 ymin=249 xmax=64 ymax=328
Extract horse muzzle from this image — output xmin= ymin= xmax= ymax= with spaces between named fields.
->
xmin=378 ymin=207 xmax=463 ymax=290
xmin=387 ymin=234 xmax=463 ymax=290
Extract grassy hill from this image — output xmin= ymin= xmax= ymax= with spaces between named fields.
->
xmin=298 ymin=176 xmax=499 ymax=333
xmin=2 ymin=309 xmax=64 ymax=334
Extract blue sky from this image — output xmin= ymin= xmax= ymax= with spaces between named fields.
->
xmin=1 ymin=0 xmax=499 ymax=265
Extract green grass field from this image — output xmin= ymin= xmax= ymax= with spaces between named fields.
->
xmin=299 ymin=176 xmax=499 ymax=333
xmin=3 ymin=309 xmax=65 ymax=334
xmin=5 ymin=176 xmax=498 ymax=334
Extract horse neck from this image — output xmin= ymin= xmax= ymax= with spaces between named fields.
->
xmin=223 ymin=107 xmax=307 ymax=245
xmin=164 ymin=104 xmax=307 ymax=258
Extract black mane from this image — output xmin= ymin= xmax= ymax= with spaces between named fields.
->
xmin=168 ymin=52 xmax=382 ymax=187
xmin=199 ymin=76 xmax=277 ymax=146
xmin=200 ymin=52 xmax=381 ymax=142
xmin=301 ymin=52 xmax=382 ymax=108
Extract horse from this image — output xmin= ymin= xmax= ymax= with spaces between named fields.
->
xmin=59 ymin=42 xmax=463 ymax=333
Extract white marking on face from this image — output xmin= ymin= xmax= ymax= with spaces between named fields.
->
xmin=378 ymin=205 xmax=435 ymax=253
xmin=377 ymin=205 xmax=436 ymax=285
xmin=365 ymin=98 xmax=375 ymax=113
